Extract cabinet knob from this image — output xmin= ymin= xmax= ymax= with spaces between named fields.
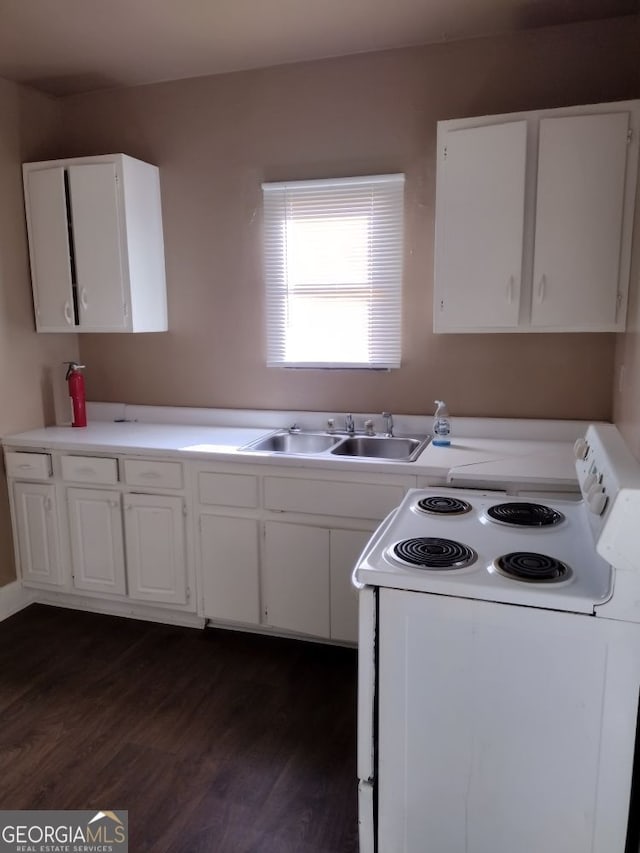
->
xmin=63 ymin=301 xmax=74 ymax=325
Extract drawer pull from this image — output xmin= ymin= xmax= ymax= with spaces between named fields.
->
xmin=18 ymin=464 xmax=35 ymax=470
xmin=77 ymin=466 xmax=96 ymax=475
xmin=139 ymin=471 xmax=161 ymax=479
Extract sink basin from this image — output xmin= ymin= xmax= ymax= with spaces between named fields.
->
xmin=330 ymin=435 xmax=430 ymax=462
xmin=241 ymin=431 xmax=342 ymax=454
xmin=241 ymin=429 xmax=431 ymax=461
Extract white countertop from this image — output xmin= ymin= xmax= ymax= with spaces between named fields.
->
xmin=419 ymin=438 xmax=579 ymax=489
xmin=2 ymin=410 xmax=585 ymax=491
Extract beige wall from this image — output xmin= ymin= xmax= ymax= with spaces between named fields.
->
xmin=53 ymin=17 xmax=639 ymax=421
xmin=0 ymin=79 xmax=79 ymax=584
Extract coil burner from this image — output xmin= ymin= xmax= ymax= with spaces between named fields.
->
xmin=494 ymin=551 xmax=572 ymax=583
xmin=416 ymin=496 xmax=473 ymax=516
xmin=393 ymin=537 xmax=477 ymax=570
xmin=487 ymin=502 xmax=564 ymax=528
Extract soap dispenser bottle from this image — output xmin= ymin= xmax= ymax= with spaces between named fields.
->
xmin=432 ymin=400 xmax=451 ymax=447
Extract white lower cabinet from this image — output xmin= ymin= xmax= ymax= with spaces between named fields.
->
xmin=264 ymin=522 xmax=331 ymax=638
xmin=200 ymin=515 xmax=260 ymax=625
xmin=124 ymin=493 xmax=188 ymax=605
xmin=12 ymin=482 xmax=62 ymax=587
xmin=67 ymin=487 xmax=188 ymax=604
xmin=6 ymin=447 xmax=411 ymax=642
xmin=330 ymin=528 xmax=372 ymax=644
xmin=263 ymin=521 xmax=372 ymax=642
xmin=67 ymin=487 xmax=126 ymax=595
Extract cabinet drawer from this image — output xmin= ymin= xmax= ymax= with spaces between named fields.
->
xmin=264 ymin=476 xmax=405 ymax=520
xmin=61 ymin=455 xmax=118 ymax=484
xmin=5 ymin=451 xmax=51 ymax=480
xmin=198 ymin=472 xmax=258 ymax=508
xmin=124 ymin=459 xmax=183 ymax=490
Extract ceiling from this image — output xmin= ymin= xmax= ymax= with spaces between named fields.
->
xmin=0 ymin=0 xmax=638 ymax=97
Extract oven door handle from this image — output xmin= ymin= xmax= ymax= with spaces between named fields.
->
xmin=351 ymin=507 xmax=399 ymax=590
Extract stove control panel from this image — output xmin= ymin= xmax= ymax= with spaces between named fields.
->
xmin=576 ymin=424 xmax=640 ymax=555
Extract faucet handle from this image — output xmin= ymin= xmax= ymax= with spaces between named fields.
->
xmin=364 ymin=419 xmax=375 ymax=436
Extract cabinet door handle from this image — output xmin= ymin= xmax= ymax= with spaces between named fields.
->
xmin=537 ymin=274 xmax=547 ymax=303
xmin=507 ymin=275 xmax=516 ymax=304
xmin=80 ymin=288 xmax=89 ymax=312
xmin=63 ymin=301 xmax=73 ymax=325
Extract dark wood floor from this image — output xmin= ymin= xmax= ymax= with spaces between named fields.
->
xmin=0 ymin=605 xmax=359 ymax=853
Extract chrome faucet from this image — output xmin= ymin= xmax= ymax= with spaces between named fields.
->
xmin=382 ymin=411 xmax=394 ymax=437
xmin=345 ymin=413 xmax=355 ymax=434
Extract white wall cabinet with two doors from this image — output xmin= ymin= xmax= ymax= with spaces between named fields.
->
xmin=434 ymin=99 xmax=640 ymax=333
xmin=6 ymin=450 xmax=193 ymax=613
xmin=23 ymin=153 xmax=167 ymax=333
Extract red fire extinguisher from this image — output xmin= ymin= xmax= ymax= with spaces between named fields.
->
xmin=65 ymin=362 xmax=87 ymax=428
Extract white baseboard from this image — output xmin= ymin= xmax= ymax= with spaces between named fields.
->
xmin=0 ymin=581 xmax=35 ymax=622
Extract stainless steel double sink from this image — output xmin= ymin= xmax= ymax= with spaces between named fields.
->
xmin=240 ymin=429 xmax=431 ymax=462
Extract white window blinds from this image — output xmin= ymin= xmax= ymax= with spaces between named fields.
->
xmin=262 ymin=173 xmax=404 ymax=368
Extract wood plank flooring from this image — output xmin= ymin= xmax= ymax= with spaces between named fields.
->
xmin=0 ymin=605 xmax=358 ymax=852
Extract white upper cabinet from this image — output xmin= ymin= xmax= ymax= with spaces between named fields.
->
xmin=531 ymin=113 xmax=629 ymax=329
xmin=434 ymin=100 xmax=640 ymax=333
xmin=23 ymin=153 xmax=168 ymax=333
xmin=434 ymin=120 xmax=527 ymax=331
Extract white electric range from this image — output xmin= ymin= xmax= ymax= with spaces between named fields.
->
xmin=354 ymin=423 xmax=640 ymax=853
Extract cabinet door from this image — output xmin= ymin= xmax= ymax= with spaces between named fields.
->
xmin=13 ymin=482 xmax=62 ymax=586
xmin=124 ymin=493 xmax=187 ymax=606
xmin=531 ymin=112 xmax=630 ymax=330
xmin=263 ymin=522 xmax=330 ymax=638
xmin=23 ymin=168 xmax=75 ymax=332
xmin=67 ymin=487 xmax=126 ymax=595
xmin=200 ymin=515 xmax=260 ymax=625
xmin=434 ymin=120 xmax=527 ymax=331
xmin=68 ymin=163 xmax=128 ymax=331
xmin=330 ymin=528 xmax=371 ymax=644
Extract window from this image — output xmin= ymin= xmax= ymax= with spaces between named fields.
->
xmin=262 ymin=173 xmax=404 ymax=368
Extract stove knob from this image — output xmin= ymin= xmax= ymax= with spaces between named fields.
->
xmin=573 ymin=438 xmax=589 ymax=460
xmin=588 ymin=489 xmax=608 ymax=516
xmin=583 ymin=472 xmax=598 ymax=494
